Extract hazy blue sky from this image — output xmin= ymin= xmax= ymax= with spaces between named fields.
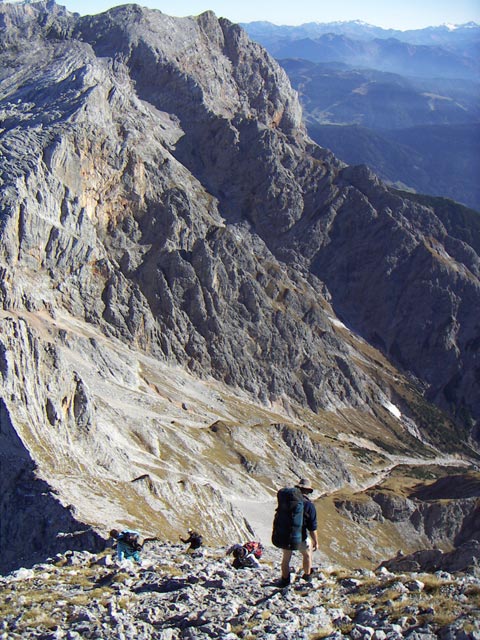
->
xmin=59 ymin=0 xmax=480 ymax=30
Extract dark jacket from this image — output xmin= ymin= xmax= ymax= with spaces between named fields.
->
xmin=302 ymin=496 xmax=317 ymax=540
xmin=181 ymin=532 xmax=203 ymax=549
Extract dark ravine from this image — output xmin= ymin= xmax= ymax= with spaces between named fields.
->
xmin=0 ymin=1 xmax=479 ymax=572
xmin=0 ymin=398 xmax=106 ymax=574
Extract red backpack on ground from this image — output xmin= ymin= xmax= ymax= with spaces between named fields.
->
xmin=244 ymin=541 xmax=263 ymax=559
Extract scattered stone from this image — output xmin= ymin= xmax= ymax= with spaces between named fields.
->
xmin=9 ymin=568 xmax=35 ymax=581
xmin=405 ymin=579 xmax=425 ymax=592
xmin=1 ymin=544 xmax=478 ymax=639
xmin=341 ymin=577 xmax=361 ymax=589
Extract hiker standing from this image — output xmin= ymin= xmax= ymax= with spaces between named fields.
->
xmin=272 ymin=478 xmax=318 ymax=587
xmin=180 ymin=528 xmax=203 ymax=551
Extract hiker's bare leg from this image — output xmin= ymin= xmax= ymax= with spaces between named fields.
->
xmin=281 ymin=549 xmax=292 ymax=579
xmin=301 ymin=547 xmax=312 ymax=575
xmin=300 ymin=539 xmax=312 ymax=575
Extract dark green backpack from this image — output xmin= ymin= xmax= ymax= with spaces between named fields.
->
xmin=119 ymin=531 xmax=142 ymax=551
xmin=271 ymin=487 xmax=304 ymax=550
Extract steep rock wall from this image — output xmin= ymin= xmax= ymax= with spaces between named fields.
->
xmin=0 ymin=1 xmax=479 ymax=571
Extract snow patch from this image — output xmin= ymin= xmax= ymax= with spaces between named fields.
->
xmin=384 ymin=401 xmax=402 ymax=419
xmin=330 ymin=317 xmax=348 ymax=330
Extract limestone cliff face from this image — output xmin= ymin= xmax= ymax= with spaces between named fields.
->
xmin=0 ymin=0 xmax=403 ymax=419
xmin=0 ymin=1 xmax=479 ymax=571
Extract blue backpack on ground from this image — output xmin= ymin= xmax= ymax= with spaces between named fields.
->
xmin=271 ymin=487 xmax=304 ymax=550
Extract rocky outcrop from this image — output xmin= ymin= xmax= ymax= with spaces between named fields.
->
xmin=1 ymin=1 xmax=478 ymax=439
xmin=334 ymin=472 xmax=480 ymax=552
xmin=380 ymin=540 xmax=480 ymax=573
xmin=0 ymin=0 xmax=479 ymax=572
xmin=309 ymin=167 xmax=480 ymax=436
xmin=0 ymin=1 xmax=390 ymax=418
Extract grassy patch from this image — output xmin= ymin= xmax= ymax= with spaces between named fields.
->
xmin=348 ymin=592 xmax=374 ymax=606
xmin=325 ymin=568 xmax=351 ymax=580
xmin=424 ymin=606 xmax=459 ymax=628
xmin=419 ymin=574 xmax=454 ymax=593
xmin=15 ymin=608 xmax=59 ymax=631
xmin=464 ymin=584 xmax=480 ymax=598
xmin=311 ymin=628 xmax=336 ymax=639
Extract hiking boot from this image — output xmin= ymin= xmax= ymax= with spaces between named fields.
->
xmin=302 ymin=572 xmax=313 ymax=582
xmin=278 ymin=576 xmax=291 ymax=588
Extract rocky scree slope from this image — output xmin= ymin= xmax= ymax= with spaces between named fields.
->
xmin=1 ymin=544 xmax=480 ymax=639
xmin=0 ymin=1 xmax=479 ymax=571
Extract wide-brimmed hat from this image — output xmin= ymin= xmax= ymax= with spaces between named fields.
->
xmin=296 ymin=478 xmax=313 ymax=493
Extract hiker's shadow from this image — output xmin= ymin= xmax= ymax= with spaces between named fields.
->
xmin=133 ymin=576 xmax=191 ymax=594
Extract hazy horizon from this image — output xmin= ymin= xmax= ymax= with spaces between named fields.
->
xmin=10 ymin=0 xmax=478 ymax=31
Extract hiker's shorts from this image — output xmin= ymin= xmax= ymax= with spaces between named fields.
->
xmin=281 ymin=537 xmax=312 ymax=554
xmin=298 ymin=537 xmax=312 ymax=553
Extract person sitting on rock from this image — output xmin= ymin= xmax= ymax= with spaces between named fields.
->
xmin=180 ymin=528 xmax=203 ymax=552
xmin=226 ymin=542 xmax=262 ymax=569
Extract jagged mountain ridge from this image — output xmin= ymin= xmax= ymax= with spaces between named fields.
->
xmin=0 ymin=1 xmax=479 ymax=572
xmin=306 ymin=122 xmax=480 ymax=211
xmin=243 ymin=24 xmax=480 ymax=210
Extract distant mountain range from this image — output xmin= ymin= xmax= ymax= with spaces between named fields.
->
xmin=279 ymin=59 xmax=480 ymax=128
xmin=242 ymin=20 xmax=480 ymax=65
xmin=242 ymin=21 xmax=480 ymax=210
xmin=240 ymin=20 xmax=480 ymax=89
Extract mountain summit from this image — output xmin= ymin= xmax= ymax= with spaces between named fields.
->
xmin=0 ymin=1 xmax=479 ymax=572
